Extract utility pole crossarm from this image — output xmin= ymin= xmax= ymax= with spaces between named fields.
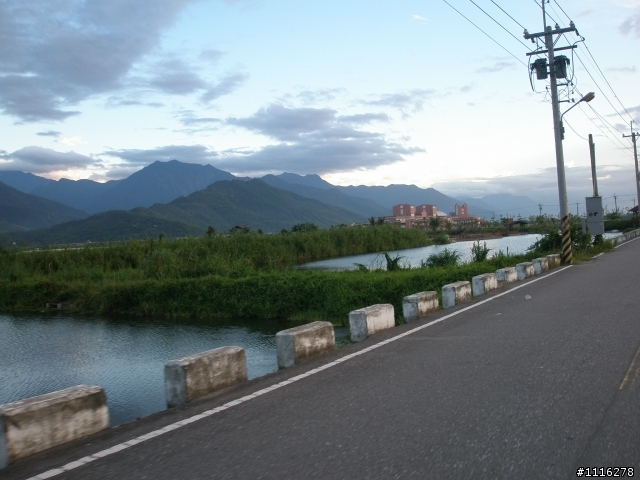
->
xmin=524 ymin=26 xmax=576 ymax=40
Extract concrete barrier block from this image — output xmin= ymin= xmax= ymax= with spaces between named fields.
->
xmin=0 ymin=385 xmax=109 ymax=468
xmin=276 ymin=321 xmax=335 ymax=368
xmin=472 ymin=273 xmax=498 ymax=297
xmin=402 ymin=291 xmax=439 ymax=322
xmin=496 ymin=267 xmax=517 ymax=285
xmin=165 ymin=346 xmax=247 ymax=408
xmin=533 ymin=257 xmax=549 ymax=275
xmin=546 ymin=254 xmax=560 ymax=268
xmin=349 ymin=304 xmax=395 ymax=343
xmin=516 ymin=262 xmax=534 ymax=280
xmin=442 ymin=281 xmax=472 ymax=309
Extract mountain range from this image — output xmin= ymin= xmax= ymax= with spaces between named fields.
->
xmin=0 ymin=160 xmax=539 ymax=246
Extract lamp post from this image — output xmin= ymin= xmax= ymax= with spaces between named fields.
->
xmin=553 ymin=91 xmax=595 ymax=264
xmin=560 ymin=92 xmax=595 ymax=139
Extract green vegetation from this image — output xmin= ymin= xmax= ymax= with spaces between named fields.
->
xmin=421 ymin=248 xmax=461 ymax=268
xmin=470 ymin=241 xmax=491 ymax=262
xmin=0 ymin=222 xmax=624 ymax=324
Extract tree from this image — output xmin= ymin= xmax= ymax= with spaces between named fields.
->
xmin=205 ymin=226 xmax=216 ymax=236
xmin=291 ymin=222 xmax=318 ymax=233
xmin=429 ymin=216 xmax=442 ymax=232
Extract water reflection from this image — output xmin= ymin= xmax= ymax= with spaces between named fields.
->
xmin=301 ymin=234 xmax=543 ymax=271
xmin=0 ymin=314 xmax=348 ymax=426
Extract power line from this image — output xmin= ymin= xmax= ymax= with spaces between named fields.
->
xmin=583 ymin=42 xmax=636 ymax=124
xmin=574 ymin=51 xmax=633 ymax=129
xmin=553 ymin=0 xmax=573 ymax=23
xmin=467 ymin=0 xmax=532 ymax=50
xmin=533 ymin=0 xmax=559 ymax=26
xmin=564 ymin=118 xmax=587 ymax=140
xmin=490 ymin=0 xmax=526 ymax=31
xmin=441 ymin=0 xmax=528 ymax=67
xmin=552 ymin=0 xmax=636 ymax=125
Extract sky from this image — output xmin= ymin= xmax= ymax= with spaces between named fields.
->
xmin=1 ymin=0 xmax=640 ymax=215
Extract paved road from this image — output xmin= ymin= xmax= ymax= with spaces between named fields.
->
xmin=7 ymin=239 xmax=640 ymax=479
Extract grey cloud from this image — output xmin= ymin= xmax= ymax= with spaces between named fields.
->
xmin=36 ymin=130 xmax=62 ymax=137
xmin=0 ymin=0 xmax=200 ymax=122
xmin=106 ymin=104 xmax=423 ymax=176
xmin=201 ymin=72 xmax=248 ymax=103
xmin=433 ymin=165 xmax=638 ymax=210
xmin=228 ymin=104 xmax=337 ymax=141
xmin=0 ymin=146 xmax=99 ymax=173
xmin=282 ymin=88 xmax=347 ymax=105
xmin=148 ymin=59 xmax=208 ymax=95
xmin=221 ymin=104 xmax=422 ymax=174
xmin=199 ymin=49 xmax=224 ymax=63
xmin=365 ymin=89 xmax=436 ymax=112
xmin=477 ymin=61 xmax=516 ymax=73
xmin=339 ymin=113 xmax=389 ymax=125
xmin=608 ymin=66 xmax=637 ymax=73
xmin=103 ymin=145 xmax=219 ymax=166
xmin=213 ymin=138 xmax=421 ymax=176
xmin=620 ymin=11 xmax=640 ymax=38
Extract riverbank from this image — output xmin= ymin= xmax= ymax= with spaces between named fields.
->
xmin=0 ymin=253 xmax=544 ymax=323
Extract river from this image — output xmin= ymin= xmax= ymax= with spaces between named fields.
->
xmin=0 ymin=314 xmax=348 ymax=426
xmin=301 ymin=234 xmax=543 ymax=270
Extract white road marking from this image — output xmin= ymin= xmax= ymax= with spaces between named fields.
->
xmin=615 ymin=235 xmax=640 ymax=248
xmin=27 ymin=266 xmax=573 ymax=479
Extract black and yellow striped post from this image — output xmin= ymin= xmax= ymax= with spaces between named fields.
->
xmin=561 ymin=215 xmax=572 ymax=265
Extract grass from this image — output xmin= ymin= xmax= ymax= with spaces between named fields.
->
xmin=0 ymin=226 xmax=622 ymax=324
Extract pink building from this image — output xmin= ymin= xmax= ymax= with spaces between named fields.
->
xmin=416 ymin=204 xmax=437 ymax=218
xmin=454 ymin=203 xmax=468 ymax=217
xmin=392 ymin=204 xmax=415 ymax=217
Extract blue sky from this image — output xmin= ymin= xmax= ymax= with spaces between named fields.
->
xmin=1 ymin=0 xmax=639 ymax=211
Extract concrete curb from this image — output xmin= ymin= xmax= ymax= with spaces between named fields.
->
xmin=276 ymin=321 xmax=335 ymax=369
xmin=402 ymin=291 xmax=439 ymax=322
xmin=0 ymin=385 xmax=109 ymax=468
xmin=349 ymin=304 xmax=395 ymax=342
xmin=442 ymin=281 xmax=472 ymax=308
xmin=165 ymin=347 xmax=247 ymax=408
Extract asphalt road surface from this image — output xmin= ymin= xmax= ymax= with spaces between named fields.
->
xmin=6 ymin=239 xmax=640 ymax=480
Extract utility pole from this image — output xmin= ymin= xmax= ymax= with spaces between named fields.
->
xmin=538 ymin=203 xmax=543 ymax=216
xmin=588 ymin=134 xmax=603 ymax=243
xmin=589 ymin=134 xmax=598 ymax=196
xmin=524 ymin=3 xmax=580 ymax=264
xmin=576 ymin=203 xmax=579 ymax=217
xmin=623 ymin=121 xmax=640 ymax=212
xmin=614 ymin=194 xmax=618 ymax=215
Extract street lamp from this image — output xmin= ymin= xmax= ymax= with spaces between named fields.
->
xmin=560 ymin=92 xmax=595 ymax=139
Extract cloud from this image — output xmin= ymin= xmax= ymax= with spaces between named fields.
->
xmin=221 ymin=104 xmax=421 ymax=174
xmin=147 ymin=58 xmax=208 ymax=95
xmin=476 ymin=61 xmax=516 ymax=73
xmin=57 ymin=136 xmax=87 ymax=147
xmin=0 ymin=0 xmax=201 ymax=122
xmin=36 ymin=130 xmax=61 ymax=137
xmin=103 ymin=144 xmax=219 ymax=166
xmin=200 ymin=72 xmax=249 ymax=103
xmin=608 ymin=65 xmax=637 ymax=73
xmin=433 ymin=165 xmax=638 ymax=208
xmin=0 ymin=146 xmax=99 ymax=173
xmin=104 ymin=104 xmax=422 ymax=176
xmin=199 ymin=49 xmax=224 ymax=63
xmin=364 ymin=89 xmax=436 ymax=113
xmin=411 ymin=14 xmax=429 ymax=23
xmin=620 ymin=10 xmax=640 ymax=38
xmin=227 ymin=104 xmax=337 ymax=141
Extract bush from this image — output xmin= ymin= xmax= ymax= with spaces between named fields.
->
xmin=471 ymin=241 xmax=490 ymax=262
xmin=422 ymin=248 xmax=461 ymax=268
